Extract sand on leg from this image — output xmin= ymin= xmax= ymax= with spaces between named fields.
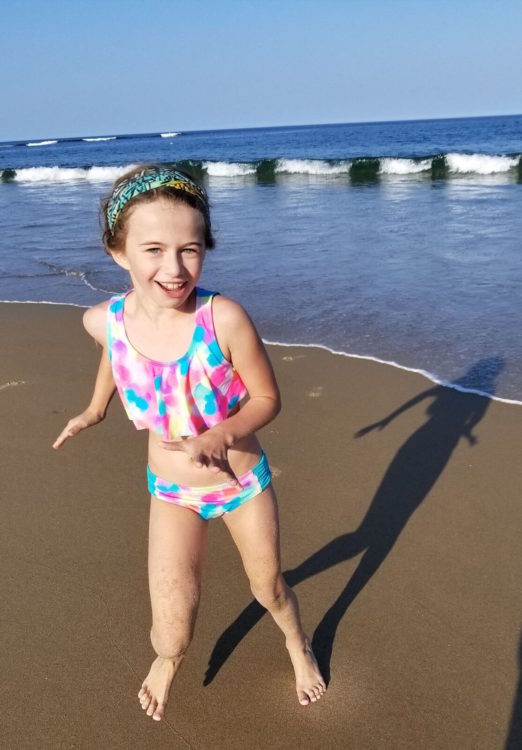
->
xmin=139 ymin=496 xmax=209 ymax=721
xmin=222 ymin=483 xmax=326 ymax=706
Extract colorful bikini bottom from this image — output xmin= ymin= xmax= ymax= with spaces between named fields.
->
xmin=147 ymin=450 xmax=272 ymax=520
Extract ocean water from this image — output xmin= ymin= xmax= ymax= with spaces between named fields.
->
xmin=1 ymin=116 xmax=522 ymax=403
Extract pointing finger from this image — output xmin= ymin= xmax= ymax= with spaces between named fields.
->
xmin=52 ymin=428 xmax=73 ymax=449
xmin=212 ymin=461 xmax=241 ymax=487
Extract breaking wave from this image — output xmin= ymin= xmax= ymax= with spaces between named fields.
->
xmin=2 ymin=153 xmax=521 ymax=184
xmin=203 ymin=161 xmax=256 ymax=176
xmin=26 ymin=140 xmax=58 ymax=147
xmin=445 ymin=153 xmax=519 ymax=174
xmin=3 ymin=164 xmax=136 ymax=183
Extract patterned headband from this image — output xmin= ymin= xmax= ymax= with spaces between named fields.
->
xmin=107 ymin=166 xmax=209 ymax=232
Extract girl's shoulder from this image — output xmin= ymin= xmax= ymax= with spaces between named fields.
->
xmin=211 ymin=293 xmax=258 ymax=360
xmin=211 ymin=292 xmax=253 ymax=330
xmin=82 ymin=299 xmax=112 ymax=347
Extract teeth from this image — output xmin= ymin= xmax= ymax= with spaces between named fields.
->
xmin=160 ymin=282 xmax=185 ymax=290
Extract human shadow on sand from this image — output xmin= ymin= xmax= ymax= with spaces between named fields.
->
xmin=204 ymin=358 xmax=504 ymax=686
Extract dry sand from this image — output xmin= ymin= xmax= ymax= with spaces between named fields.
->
xmin=1 ymin=301 xmax=521 ymax=749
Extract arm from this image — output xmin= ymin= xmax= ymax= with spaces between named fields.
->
xmin=210 ymin=296 xmax=281 ymax=447
xmin=52 ymin=303 xmax=116 ymax=449
xmin=354 ymin=386 xmax=439 ymax=438
xmin=83 ymin=343 xmax=116 ymax=419
xmin=161 ymin=296 xmax=281 ymax=483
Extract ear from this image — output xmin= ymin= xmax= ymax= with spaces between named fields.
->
xmin=109 ymin=249 xmax=131 ymax=271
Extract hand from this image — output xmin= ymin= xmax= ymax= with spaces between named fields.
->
xmin=52 ymin=408 xmax=104 ymax=449
xmin=465 ymin=431 xmax=478 ymax=446
xmin=354 ymin=417 xmax=391 ymax=438
xmin=160 ymin=428 xmax=240 ymax=487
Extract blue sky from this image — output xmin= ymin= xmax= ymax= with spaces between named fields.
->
xmin=1 ymin=0 xmax=521 ymax=140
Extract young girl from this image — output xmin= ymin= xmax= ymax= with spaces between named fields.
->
xmin=53 ymin=165 xmax=326 ymax=722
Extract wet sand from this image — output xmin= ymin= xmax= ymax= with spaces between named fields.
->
xmin=1 ymin=301 xmax=521 ymax=749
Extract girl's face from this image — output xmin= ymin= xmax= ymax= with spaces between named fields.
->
xmin=111 ymin=198 xmax=206 ymax=308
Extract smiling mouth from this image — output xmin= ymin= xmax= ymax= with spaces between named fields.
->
xmin=156 ymin=281 xmax=187 ymax=291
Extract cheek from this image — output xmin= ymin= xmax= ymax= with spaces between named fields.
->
xmin=186 ymin=254 xmax=205 ymax=272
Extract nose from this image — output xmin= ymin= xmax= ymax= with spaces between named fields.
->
xmin=162 ymin=249 xmax=184 ymax=277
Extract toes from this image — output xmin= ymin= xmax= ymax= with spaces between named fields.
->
xmin=140 ymin=690 xmax=152 ymax=710
xmin=146 ymin=698 xmax=158 ymax=717
xmin=153 ymin=703 xmax=165 ymax=721
xmin=298 ymin=690 xmax=310 ymax=706
xmin=305 ymin=688 xmax=317 ymax=703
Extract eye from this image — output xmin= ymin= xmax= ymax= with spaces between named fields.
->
xmin=182 ymin=247 xmax=198 ymax=254
xmin=145 ymin=247 xmax=161 ymax=254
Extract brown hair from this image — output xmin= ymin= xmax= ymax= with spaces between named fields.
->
xmin=101 ymin=164 xmax=215 ymax=254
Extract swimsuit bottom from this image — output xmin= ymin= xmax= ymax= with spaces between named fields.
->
xmin=147 ymin=450 xmax=272 ymax=520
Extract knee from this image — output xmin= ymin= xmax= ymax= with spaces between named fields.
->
xmin=250 ymin=575 xmax=288 ymax=611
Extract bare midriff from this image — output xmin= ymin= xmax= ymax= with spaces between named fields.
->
xmin=147 ymin=405 xmax=263 ymax=486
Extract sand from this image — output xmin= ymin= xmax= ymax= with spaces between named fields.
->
xmin=1 ymin=301 xmax=520 ymax=749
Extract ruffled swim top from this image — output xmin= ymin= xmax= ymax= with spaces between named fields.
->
xmin=107 ymin=287 xmax=248 ymax=439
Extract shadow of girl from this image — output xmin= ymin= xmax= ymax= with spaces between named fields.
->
xmin=204 ymin=358 xmax=504 ymax=686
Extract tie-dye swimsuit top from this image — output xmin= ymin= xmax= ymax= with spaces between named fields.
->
xmin=106 ymin=287 xmax=248 ymax=439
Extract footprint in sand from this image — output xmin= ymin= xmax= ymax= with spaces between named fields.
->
xmin=270 ymin=466 xmax=282 ymax=478
xmin=308 ymin=386 xmax=323 ymax=398
xmin=0 ymin=380 xmax=26 ymax=391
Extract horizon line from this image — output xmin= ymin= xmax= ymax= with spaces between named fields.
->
xmin=1 ymin=112 xmax=521 ymax=146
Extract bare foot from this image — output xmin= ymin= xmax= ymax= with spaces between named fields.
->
xmin=138 ymin=655 xmax=183 ymax=721
xmin=286 ymin=634 xmax=327 ymax=706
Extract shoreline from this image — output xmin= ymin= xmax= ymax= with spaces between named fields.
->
xmin=2 ymin=298 xmax=521 ymax=408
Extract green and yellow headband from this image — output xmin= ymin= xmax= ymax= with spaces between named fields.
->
xmin=107 ymin=166 xmax=208 ymax=232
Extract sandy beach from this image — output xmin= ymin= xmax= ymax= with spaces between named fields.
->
xmin=1 ymin=300 xmax=520 ymax=750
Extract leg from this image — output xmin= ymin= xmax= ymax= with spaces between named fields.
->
xmin=139 ymin=496 xmax=209 ymax=721
xmin=222 ymin=483 xmax=326 ymax=705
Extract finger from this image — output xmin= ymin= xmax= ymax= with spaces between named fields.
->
xmin=198 ymin=457 xmax=238 ymax=485
xmin=211 ymin=459 xmax=241 ymax=487
xmin=52 ymin=427 xmax=75 ymax=449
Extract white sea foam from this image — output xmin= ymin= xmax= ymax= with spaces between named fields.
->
xmin=263 ymin=339 xmax=522 ymax=407
xmin=0 ymin=299 xmax=88 ymax=308
xmin=26 ymin=140 xmax=58 ymax=147
xmin=380 ymin=158 xmax=432 ymax=175
xmin=13 ymin=164 xmax=136 ymax=183
xmin=160 ymin=132 xmax=180 ymax=138
xmin=276 ymin=159 xmax=350 ymax=175
xmin=446 ymin=153 xmax=519 ymax=174
xmin=82 ymin=136 xmax=117 ymax=142
xmin=203 ymin=161 xmax=256 ymax=177
xmin=85 ymin=165 xmax=135 ymax=181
